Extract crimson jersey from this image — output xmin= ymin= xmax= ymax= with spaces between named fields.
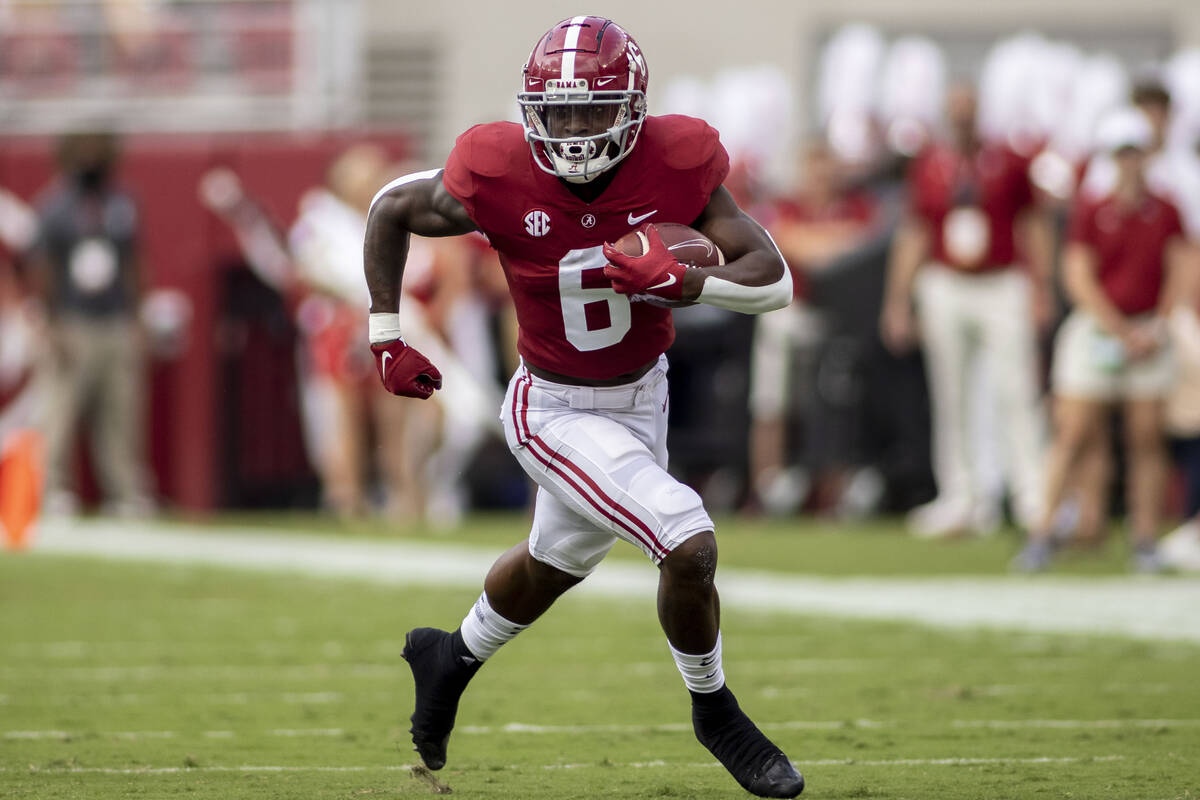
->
xmin=442 ymin=114 xmax=729 ymax=380
xmin=1067 ymin=191 xmax=1184 ymax=315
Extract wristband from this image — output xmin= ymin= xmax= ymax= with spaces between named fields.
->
xmin=369 ymin=312 xmax=403 ymax=344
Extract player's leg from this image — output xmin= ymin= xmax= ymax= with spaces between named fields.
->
xmin=657 ymin=531 xmax=803 ymax=797
xmin=402 ymin=486 xmax=610 ymax=770
xmin=509 ymin=366 xmax=802 ymax=797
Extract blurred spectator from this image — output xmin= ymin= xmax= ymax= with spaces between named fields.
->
xmin=200 ymin=149 xmax=502 ymax=524
xmin=1159 ymin=303 xmax=1200 ymax=571
xmin=27 ymin=131 xmax=155 ymax=517
xmin=0 ymin=259 xmax=43 ymax=548
xmin=880 ymin=84 xmax=1052 ymax=537
xmin=1054 ymin=79 xmax=1200 ymax=546
xmin=749 ymin=139 xmax=877 ymax=514
xmin=1015 ymin=107 xmax=1194 ymax=572
xmin=1082 ymin=81 xmax=1200 ymax=236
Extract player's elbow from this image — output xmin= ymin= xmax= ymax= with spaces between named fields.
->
xmin=757 ymin=264 xmax=793 ymax=313
xmin=742 ymin=260 xmax=793 ymax=314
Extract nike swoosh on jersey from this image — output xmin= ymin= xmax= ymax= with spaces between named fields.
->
xmin=627 ymin=209 xmax=658 ymax=225
xmin=647 ymin=273 xmax=677 ymax=290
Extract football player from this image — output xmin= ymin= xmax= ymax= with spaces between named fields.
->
xmin=364 ymin=16 xmax=801 ymax=798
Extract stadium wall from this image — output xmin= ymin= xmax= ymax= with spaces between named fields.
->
xmin=366 ymin=0 xmax=1200 ymax=165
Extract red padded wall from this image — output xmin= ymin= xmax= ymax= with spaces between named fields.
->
xmin=0 ymin=130 xmax=410 ymax=511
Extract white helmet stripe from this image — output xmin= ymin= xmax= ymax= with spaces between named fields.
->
xmin=560 ymin=15 xmax=588 ymax=81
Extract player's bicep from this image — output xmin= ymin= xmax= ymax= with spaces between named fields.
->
xmin=369 ymin=170 xmax=477 ymax=238
xmin=692 ymin=185 xmax=785 ymax=286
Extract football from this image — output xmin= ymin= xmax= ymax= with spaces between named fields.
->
xmin=612 ymin=222 xmax=725 ymax=267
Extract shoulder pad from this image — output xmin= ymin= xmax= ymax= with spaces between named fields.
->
xmin=645 ymin=115 xmax=722 ymax=171
xmin=452 ymin=122 xmax=526 ymax=179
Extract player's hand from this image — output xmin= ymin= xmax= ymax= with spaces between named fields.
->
xmin=371 ymin=338 xmax=443 ymax=399
xmin=602 ymin=224 xmax=687 ymax=303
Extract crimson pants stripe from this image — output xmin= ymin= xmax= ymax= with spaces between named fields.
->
xmin=518 ymin=372 xmax=532 ymax=441
xmin=527 ymin=435 xmax=667 ymax=559
xmin=509 ymin=373 xmax=531 ymax=445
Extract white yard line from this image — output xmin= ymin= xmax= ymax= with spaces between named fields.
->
xmin=5 ymin=729 xmax=347 ymax=740
xmin=0 ymin=755 xmax=1125 ymax=775
xmin=0 ymin=663 xmax=398 ymax=681
xmin=9 ymin=719 xmax=1195 ymax=741
xmin=31 ymin=519 xmax=1200 ymax=643
xmin=952 ymin=719 xmax=1200 ymax=729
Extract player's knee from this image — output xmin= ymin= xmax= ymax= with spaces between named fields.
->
xmin=660 ymin=532 xmax=717 ymax=588
xmin=525 ymin=550 xmax=585 ymax=592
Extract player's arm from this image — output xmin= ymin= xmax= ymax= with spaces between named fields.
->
xmin=364 ymin=169 xmax=478 ymax=399
xmin=601 ymin=185 xmax=791 ymax=314
xmin=684 ymin=185 xmax=791 ymax=313
xmin=364 ymin=170 xmax=477 ymax=315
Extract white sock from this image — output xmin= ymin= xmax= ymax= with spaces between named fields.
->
xmin=669 ymin=632 xmax=725 ymax=693
xmin=459 ymin=592 xmax=528 ymax=661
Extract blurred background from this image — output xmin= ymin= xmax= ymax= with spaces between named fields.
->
xmin=1 ymin=0 xmax=1199 ymax=570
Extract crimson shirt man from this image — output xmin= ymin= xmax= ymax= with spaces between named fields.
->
xmin=880 ymin=84 xmax=1052 ymax=538
xmin=362 ymin=16 xmax=802 ymax=799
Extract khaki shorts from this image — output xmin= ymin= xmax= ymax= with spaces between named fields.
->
xmin=1052 ymin=310 xmax=1176 ymax=400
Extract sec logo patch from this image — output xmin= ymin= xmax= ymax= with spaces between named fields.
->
xmin=523 ymin=209 xmax=551 ymax=237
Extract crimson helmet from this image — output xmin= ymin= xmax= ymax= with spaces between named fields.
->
xmin=518 ymin=16 xmax=648 ymax=183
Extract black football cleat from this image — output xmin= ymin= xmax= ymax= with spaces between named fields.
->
xmin=401 ymin=627 xmax=482 ymax=770
xmin=691 ymin=687 xmax=805 ymax=798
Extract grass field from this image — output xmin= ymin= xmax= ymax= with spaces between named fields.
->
xmin=2 ymin=514 xmax=1200 ymax=799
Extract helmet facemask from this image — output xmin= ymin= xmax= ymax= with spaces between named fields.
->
xmin=519 ymin=79 xmax=646 ymax=183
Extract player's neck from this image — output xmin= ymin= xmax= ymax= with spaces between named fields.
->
xmin=560 ymin=166 xmax=619 ymax=203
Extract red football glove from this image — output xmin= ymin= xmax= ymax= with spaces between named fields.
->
xmin=371 ymin=338 xmax=442 ymax=399
xmin=602 ymin=224 xmax=687 ymax=303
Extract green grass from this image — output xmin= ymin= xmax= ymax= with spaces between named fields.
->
xmin=2 ymin=516 xmax=1199 ymax=799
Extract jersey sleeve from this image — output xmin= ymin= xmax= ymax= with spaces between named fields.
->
xmin=442 ymin=131 xmax=480 ymax=222
xmin=657 ymin=115 xmax=730 ymax=200
xmin=441 ymin=122 xmax=525 ymax=229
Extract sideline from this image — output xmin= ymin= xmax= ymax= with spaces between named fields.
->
xmin=32 ymin=519 xmax=1200 ymax=643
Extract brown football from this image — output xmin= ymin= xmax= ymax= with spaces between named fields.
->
xmin=612 ymin=222 xmax=725 ymax=267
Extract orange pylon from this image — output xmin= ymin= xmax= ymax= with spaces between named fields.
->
xmin=1 ymin=430 xmax=43 ymax=551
